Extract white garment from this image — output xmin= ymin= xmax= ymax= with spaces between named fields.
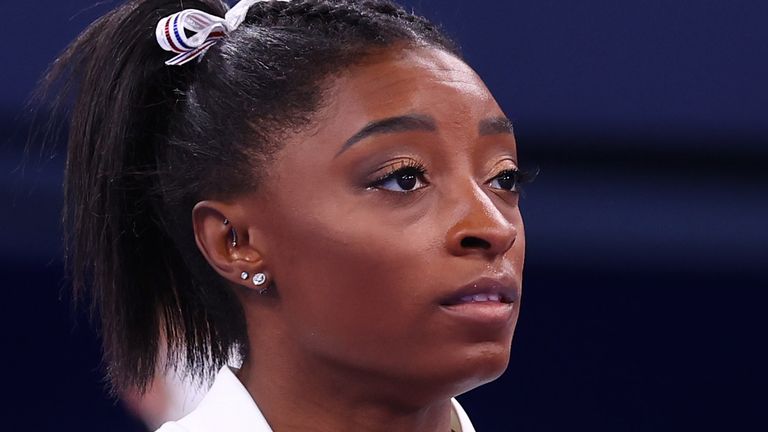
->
xmin=156 ymin=366 xmax=476 ymax=432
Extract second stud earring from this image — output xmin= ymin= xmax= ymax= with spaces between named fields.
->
xmin=253 ymin=272 xmax=269 ymax=295
xmin=252 ymin=273 xmax=266 ymax=286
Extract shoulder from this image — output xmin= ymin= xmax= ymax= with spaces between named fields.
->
xmin=155 ymin=365 xmax=274 ymax=432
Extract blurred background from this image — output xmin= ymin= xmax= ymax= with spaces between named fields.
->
xmin=2 ymin=0 xmax=766 ymax=430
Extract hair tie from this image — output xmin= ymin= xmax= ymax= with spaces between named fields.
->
xmin=156 ymin=0 xmax=289 ymax=66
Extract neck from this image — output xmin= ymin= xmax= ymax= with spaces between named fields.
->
xmin=236 ymin=324 xmax=455 ymax=432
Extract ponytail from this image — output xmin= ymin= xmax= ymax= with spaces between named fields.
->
xmin=42 ymin=0 xmax=236 ymax=393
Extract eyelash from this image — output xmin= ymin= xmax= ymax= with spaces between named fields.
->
xmin=489 ymin=168 xmax=537 ymax=193
xmin=367 ymin=160 xmax=428 ymax=191
xmin=366 ymin=161 xmax=537 ymax=194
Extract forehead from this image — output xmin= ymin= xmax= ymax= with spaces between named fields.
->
xmin=317 ymin=46 xmax=500 ymax=130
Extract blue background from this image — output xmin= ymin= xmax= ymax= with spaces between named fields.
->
xmin=2 ymin=0 xmax=766 ymax=430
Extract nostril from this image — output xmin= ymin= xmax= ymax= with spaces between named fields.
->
xmin=460 ymin=236 xmax=491 ymax=250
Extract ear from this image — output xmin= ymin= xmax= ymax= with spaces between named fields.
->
xmin=192 ymin=200 xmax=268 ymax=290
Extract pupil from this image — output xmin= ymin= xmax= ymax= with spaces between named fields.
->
xmin=397 ymin=173 xmax=417 ymax=190
xmin=499 ymin=174 xmax=516 ymax=190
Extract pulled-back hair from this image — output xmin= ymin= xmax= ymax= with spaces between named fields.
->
xmin=41 ymin=0 xmax=459 ymax=393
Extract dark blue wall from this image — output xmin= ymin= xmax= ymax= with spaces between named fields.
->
xmin=2 ymin=1 xmax=766 ymax=430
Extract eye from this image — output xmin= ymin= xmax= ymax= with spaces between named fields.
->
xmin=489 ymin=169 xmax=522 ymax=192
xmin=368 ymin=162 xmax=428 ymax=193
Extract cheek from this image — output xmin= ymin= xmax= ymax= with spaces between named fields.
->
xmin=265 ymin=204 xmax=439 ymax=354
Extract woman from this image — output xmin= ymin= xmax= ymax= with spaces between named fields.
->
xmin=46 ymin=0 xmax=529 ymax=430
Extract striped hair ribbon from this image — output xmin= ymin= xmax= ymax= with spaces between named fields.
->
xmin=156 ymin=0 xmax=289 ymax=66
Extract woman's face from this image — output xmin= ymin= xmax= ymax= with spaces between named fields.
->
xmin=241 ymin=46 xmax=524 ymax=401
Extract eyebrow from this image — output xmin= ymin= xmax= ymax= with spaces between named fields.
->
xmin=335 ymin=114 xmax=515 ymax=157
xmin=479 ymin=116 xmax=515 ymax=136
xmin=335 ymin=114 xmax=437 ymax=157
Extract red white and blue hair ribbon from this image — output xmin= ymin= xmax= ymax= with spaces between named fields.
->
xmin=156 ymin=0 xmax=289 ymax=66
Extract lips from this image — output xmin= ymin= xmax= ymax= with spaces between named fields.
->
xmin=439 ymin=276 xmax=520 ymax=306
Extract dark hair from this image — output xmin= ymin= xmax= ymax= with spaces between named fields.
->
xmin=40 ymin=0 xmax=459 ymax=393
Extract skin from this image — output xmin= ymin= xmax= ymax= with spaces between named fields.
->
xmin=193 ymin=45 xmax=525 ymax=432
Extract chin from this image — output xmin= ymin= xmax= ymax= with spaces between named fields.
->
xmin=409 ymin=340 xmax=513 ymax=401
xmin=453 ymin=340 xmax=513 ymax=391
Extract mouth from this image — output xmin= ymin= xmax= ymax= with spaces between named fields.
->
xmin=439 ymin=276 xmax=519 ymax=307
xmin=442 ymin=292 xmax=515 ymax=306
xmin=437 ymin=276 xmax=520 ymax=326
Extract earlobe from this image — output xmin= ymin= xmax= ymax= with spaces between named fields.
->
xmin=192 ymin=201 xmax=268 ymax=290
xmin=241 ymin=271 xmax=272 ymax=295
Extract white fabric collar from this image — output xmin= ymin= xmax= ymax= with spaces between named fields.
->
xmin=157 ymin=366 xmax=476 ymax=432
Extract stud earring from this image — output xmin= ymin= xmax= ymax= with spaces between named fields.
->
xmin=252 ymin=272 xmax=266 ymax=286
xmin=252 ymin=272 xmax=268 ymax=294
xmin=240 ymin=271 xmax=249 ymax=280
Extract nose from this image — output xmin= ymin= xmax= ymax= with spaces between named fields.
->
xmin=445 ymin=185 xmax=518 ymax=258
